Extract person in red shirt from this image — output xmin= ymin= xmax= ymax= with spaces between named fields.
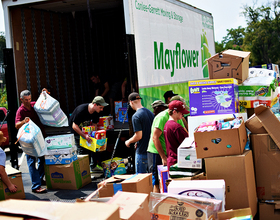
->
xmin=163 ymin=100 xmax=189 ymax=170
xmin=15 ymin=89 xmax=48 ymax=193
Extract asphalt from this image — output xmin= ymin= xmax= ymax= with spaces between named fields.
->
xmin=5 ymin=148 xmax=105 ymax=202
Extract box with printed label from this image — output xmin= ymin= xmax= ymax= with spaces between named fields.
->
xmin=207 ymin=49 xmax=250 ymax=83
xmin=45 ymin=134 xmax=75 ymax=150
xmin=177 ymin=137 xmax=202 ymax=169
xmin=101 ymin=157 xmax=126 ymax=178
xmin=98 ymin=173 xmax=153 ymax=198
xmin=114 ymin=101 xmax=128 ymax=122
xmin=45 ymin=155 xmax=91 ymax=190
xmin=44 ymin=146 xmax=77 ymax=165
xmin=189 ymin=78 xmax=239 ymax=116
xmin=168 ymin=179 xmax=226 ymax=211
xmin=0 ymin=165 xmax=25 ymax=200
xmin=80 ymin=136 xmax=107 ymax=152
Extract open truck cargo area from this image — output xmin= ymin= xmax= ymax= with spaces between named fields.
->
xmin=2 ymin=0 xmax=215 ymax=113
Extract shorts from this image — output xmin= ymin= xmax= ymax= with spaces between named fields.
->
xmin=147 ymin=152 xmax=162 ymax=186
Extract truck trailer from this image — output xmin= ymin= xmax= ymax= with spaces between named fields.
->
xmin=1 ymin=0 xmax=215 ymax=167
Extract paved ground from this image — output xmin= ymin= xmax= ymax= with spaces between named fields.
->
xmin=5 ymin=148 xmax=105 ymax=202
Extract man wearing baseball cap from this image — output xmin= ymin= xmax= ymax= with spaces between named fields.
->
xmin=125 ymin=92 xmax=154 ymax=173
xmin=69 ymin=96 xmax=109 ymax=171
xmin=163 ymin=90 xmax=178 ymax=104
xmin=151 ymin=100 xmax=168 ymax=116
xmin=147 ymin=98 xmax=188 ymax=193
xmin=164 ymin=100 xmax=189 ymax=170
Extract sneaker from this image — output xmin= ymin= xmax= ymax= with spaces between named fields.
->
xmin=32 ymin=187 xmax=47 ymax=194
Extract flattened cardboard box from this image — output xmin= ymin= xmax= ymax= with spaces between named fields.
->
xmin=207 ymin=49 xmax=250 ymax=83
xmin=259 ymin=201 xmax=280 ymax=220
xmin=251 ymin=134 xmax=280 ymax=200
xmin=45 ymin=155 xmax=91 ymax=190
xmin=98 ymin=173 xmax=152 ymax=198
xmin=107 ymin=191 xmax=150 ymax=220
xmin=194 ymin=119 xmax=247 ymax=158
xmin=245 ymin=105 xmax=280 ymax=148
xmin=205 ymin=150 xmax=257 ymax=217
xmin=0 ymin=199 xmax=119 ymax=220
xmin=0 ymin=165 xmax=25 ymax=200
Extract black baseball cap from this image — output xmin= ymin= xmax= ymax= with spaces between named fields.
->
xmin=128 ymin=92 xmax=142 ymax=102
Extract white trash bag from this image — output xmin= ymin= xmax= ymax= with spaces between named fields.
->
xmin=34 ymin=91 xmax=68 ymax=127
xmin=16 ymin=119 xmax=47 ymax=157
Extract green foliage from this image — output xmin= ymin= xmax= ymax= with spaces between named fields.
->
xmin=0 ymin=32 xmax=5 ymax=64
xmin=0 ymin=87 xmax=7 ymax=109
xmin=215 ymin=2 xmax=280 ymax=67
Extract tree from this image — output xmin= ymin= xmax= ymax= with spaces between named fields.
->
xmin=0 ymin=32 xmax=5 ymax=64
xmin=242 ymin=2 xmax=280 ymax=66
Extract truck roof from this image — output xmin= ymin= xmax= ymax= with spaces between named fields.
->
xmin=2 ymin=0 xmax=213 ymax=18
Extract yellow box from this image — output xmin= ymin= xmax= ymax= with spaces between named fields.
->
xmin=80 ymin=136 xmax=107 ymax=152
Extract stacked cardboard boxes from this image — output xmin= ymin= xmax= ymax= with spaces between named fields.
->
xmin=44 ymin=134 xmax=91 ymax=190
xmin=245 ymin=105 xmax=280 ymax=219
xmin=180 ymin=50 xmax=258 ymax=217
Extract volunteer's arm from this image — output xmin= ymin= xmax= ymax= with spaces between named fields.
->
xmin=72 ymin=122 xmax=92 ymax=144
xmin=0 ymin=165 xmax=17 ymax=193
xmin=15 ymin=117 xmax=29 ymax=130
xmin=153 ymin=128 xmax=167 ymax=166
xmin=125 ymin=131 xmax=142 ymax=148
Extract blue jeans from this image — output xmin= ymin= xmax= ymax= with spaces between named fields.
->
xmin=147 ymin=152 xmax=162 ymax=186
xmin=135 ymin=153 xmax=148 ymax=174
xmin=26 ymin=154 xmax=45 ymax=190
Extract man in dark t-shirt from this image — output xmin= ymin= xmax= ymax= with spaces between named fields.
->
xmin=125 ymin=92 xmax=154 ymax=173
xmin=69 ymin=96 xmax=109 ymax=169
xmin=164 ymin=100 xmax=189 ymax=170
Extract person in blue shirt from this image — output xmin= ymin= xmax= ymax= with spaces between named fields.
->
xmin=125 ymin=92 xmax=154 ymax=173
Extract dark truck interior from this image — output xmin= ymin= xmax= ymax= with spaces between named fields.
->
xmin=6 ymin=0 xmax=137 ymax=166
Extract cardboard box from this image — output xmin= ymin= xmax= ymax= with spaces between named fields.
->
xmin=44 ymin=145 xmax=77 ymax=165
xmin=107 ymin=191 xmax=150 ymax=220
xmin=167 ymin=179 xmax=226 ymax=211
xmin=115 ymin=101 xmax=128 ymax=121
xmin=98 ymin=116 xmax=114 ymax=130
xmin=218 ymin=208 xmax=252 ymax=220
xmin=188 ymin=78 xmax=239 ymax=116
xmin=188 ymin=113 xmax=248 ymax=137
xmin=0 ymin=199 xmax=120 ymax=219
xmin=45 ymin=134 xmax=75 ymax=150
xmin=149 ymin=192 xmax=222 ymax=220
xmin=80 ymin=136 xmax=107 ymax=152
xmin=250 ymin=134 xmax=280 ymax=200
xmin=101 ymin=157 xmax=126 ymax=178
xmin=194 ymin=119 xmax=247 ymax=158
xmin=245 ymin=105 xmax=280 ymax=148
xmin=98 ymin=173 xmax=153 ymax=198
xmin=0 ymin=165 xmax=25 ymax=200
xmin=45 ymin=155 xmax=91 ymax=190
xmin=205 ymin=150 xmax=257 ymax=217
xmin=207 ymin=49 xmax=251 ymax=83
xmin=259 ymin=201 xmax=280 ymax=220
xmin=118 ymin=108 xmax=128 ymax=122
xmin=178 ymin=137 xmax=202 ymax=168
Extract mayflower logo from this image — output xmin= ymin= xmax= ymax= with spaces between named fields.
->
xmin=201 ymin=29 xmax=211 ymax=78
xmin=154 ymin=41 xmax=199 ymax=77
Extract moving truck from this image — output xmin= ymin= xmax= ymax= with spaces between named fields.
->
xmin=2 ymin=0 xmax=215 ymax=112
xmin=1 ymin=0 xmax=215 ymax=167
